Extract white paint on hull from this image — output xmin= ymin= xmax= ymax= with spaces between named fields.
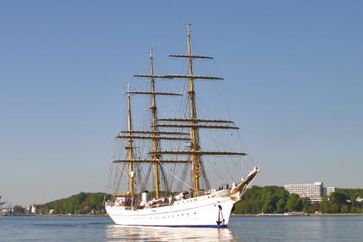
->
xmin=106 ymin=193 xmax=235 ymax=227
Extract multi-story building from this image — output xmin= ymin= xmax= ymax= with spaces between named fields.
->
xmin=284 ymin=182 xmax=324 ymax=202
xmin=324 ymin=186 xmax=336 ymax=196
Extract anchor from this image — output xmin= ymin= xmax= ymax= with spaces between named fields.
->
xmin=216 ymin=205 xmax=225 ymax=226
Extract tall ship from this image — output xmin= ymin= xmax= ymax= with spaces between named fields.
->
xmin=106 ymin=27 xmax=260 ymax=227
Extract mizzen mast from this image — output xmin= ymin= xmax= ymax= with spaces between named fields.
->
xmin=126 ymin=90 xmax=135 ymax=198
xmin=149 ymin=48 xmax=161 ymax=199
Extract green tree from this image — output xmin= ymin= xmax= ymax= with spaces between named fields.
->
xmin=286 ymin=193 xmax=302 ymax=212
xmin=302 ymin=198 xmax=312 ymax=213
xmin=321 ymin=196 xmax=331 ymax=213
xmin=276 ymin=198 xmax=286 ymax=213
xmin=329 ymin=192 xmax=348 ymax=213
xmin=41 ymin=192 xmax=110 ymax=215
xmin=234 ymin=186 xmax=290 ymax=214
xmin=12 ymin=205 xmax=25 ymax=215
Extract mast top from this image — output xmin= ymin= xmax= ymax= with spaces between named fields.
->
xmin=127 ymin=84 xmax=131 ymax=96
xmin=186 ymin=23 xmax=192 ymax=34
xmin=150 ymin=46 xmax=154 ymax=58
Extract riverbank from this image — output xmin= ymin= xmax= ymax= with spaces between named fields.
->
xmin=232 ymin=213 xmax=363 ymax=217
xmin=1 ymin=214 xmax=108 ymax=217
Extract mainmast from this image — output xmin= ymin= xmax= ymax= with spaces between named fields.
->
xmin=129 ymin=26 xmax=246 ymax=198
xmin=149 ymin=48 xmax=161 ymax=199
xmin=126 ymin=91 xmax=135 ymax=198
xmin=186 ymin=26 xmax=201 ymax=195
xmin=116 ymin=50 xmax=184 ymax=199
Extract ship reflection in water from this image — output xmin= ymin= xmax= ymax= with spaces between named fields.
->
xmin=105 ymin=225 xmax=240 ymax=241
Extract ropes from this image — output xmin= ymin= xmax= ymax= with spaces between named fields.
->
xmin=159 ymin=162 xmax=193 ymax=190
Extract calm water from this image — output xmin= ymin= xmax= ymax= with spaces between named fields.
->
xmin=1 ymin=215 xmax=363 ymax=241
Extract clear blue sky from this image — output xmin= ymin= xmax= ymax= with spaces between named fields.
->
xmin=1 ymin=1 xmax=362 ymax=205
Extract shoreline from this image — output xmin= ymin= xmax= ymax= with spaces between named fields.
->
xmin=232 ymin=213 xmax=363 ymax=217
xmin=1 ymin=214 xmax=108 ymax=217
xmin=4 ymin=213 xmax=363 ymax=217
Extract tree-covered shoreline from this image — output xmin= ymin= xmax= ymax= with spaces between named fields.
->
xmin=6 ymin=187 xmax=363 ymax=216
xmin=40 ymin=192 xmax=111 ymax=215
xmin=233 ymin=186 xmax=363 ymax=214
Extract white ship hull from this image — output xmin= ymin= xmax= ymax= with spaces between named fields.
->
xmin=106 ymin=191 xmax=235 ymax=228
xmin=107 ymin=166 xmax=259 ymax=228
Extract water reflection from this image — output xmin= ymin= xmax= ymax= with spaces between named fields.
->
xmin=105 ymin=224 xmax=240 ymax=241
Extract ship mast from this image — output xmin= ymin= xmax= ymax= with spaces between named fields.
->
xmin=149 ymin=48 xmax=161 ymax=199
xmin=115 ymin=50 xmax=185 ymax=199
xmin=126 ymin=90 xmax=135 ymax=198
xmin=124 ymin=27 xmax=248 ymax=199
xmin=186 ymin=26 xmax=201 ymax=195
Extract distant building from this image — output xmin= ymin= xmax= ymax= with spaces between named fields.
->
xmin=284 ymin=182 xmax=325 ymax=202
xmin=324 ymin=187 xmax=336 ymax=196
xmin=27 ymin=204 xmax=43 ymax=215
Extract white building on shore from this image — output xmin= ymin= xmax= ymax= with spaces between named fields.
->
xmin=284 ymin=182 xmax=335 ymax=202
xmin=27 ymin=204 xmax=43 ymax=215
xmin=325 ymin=186 xmax=336 ymax=196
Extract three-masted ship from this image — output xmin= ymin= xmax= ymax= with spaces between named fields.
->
xmin=106 ymin=27 xmax=260 ymax=227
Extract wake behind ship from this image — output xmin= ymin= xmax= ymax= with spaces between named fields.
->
xmin=105 ymin=27 xmax=260 ymax=227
